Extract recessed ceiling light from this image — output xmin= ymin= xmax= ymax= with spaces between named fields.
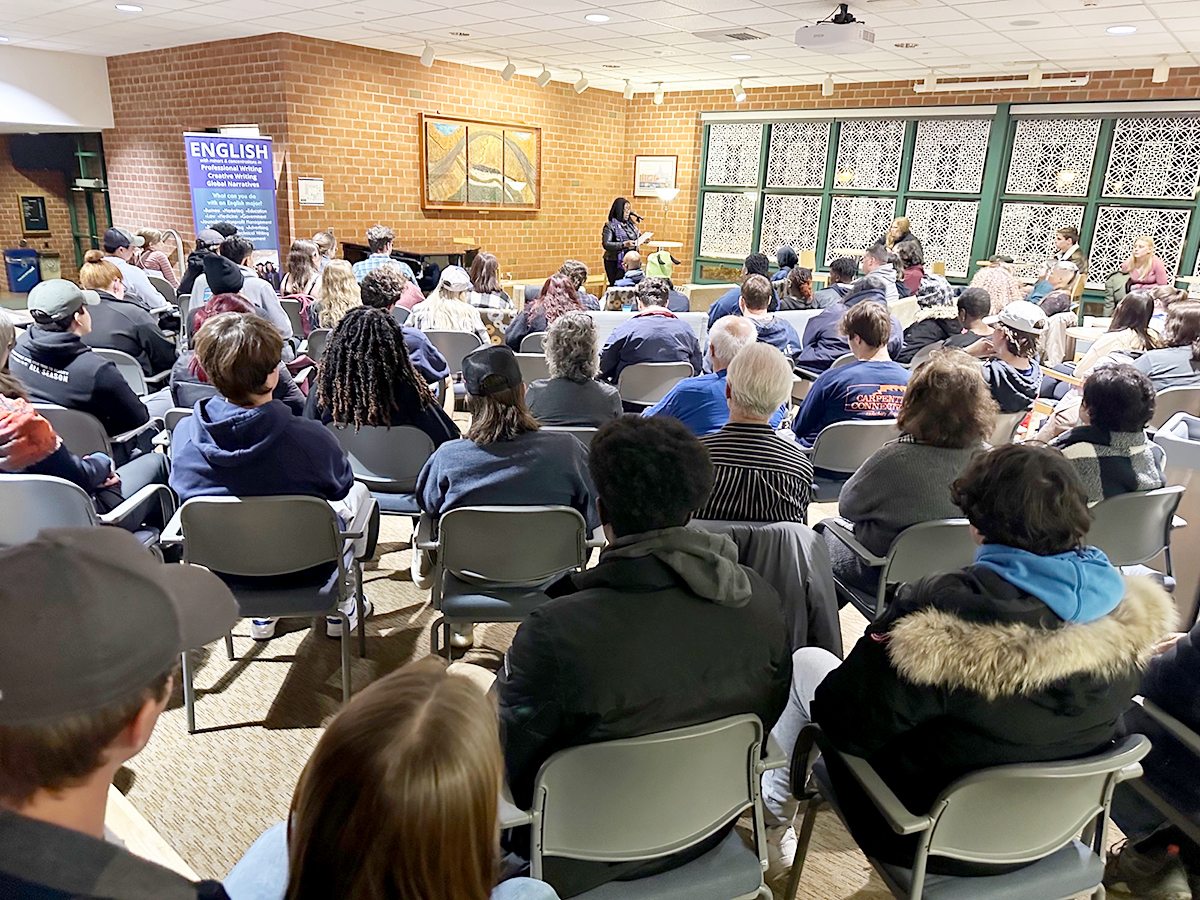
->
xmin=1106 ymin=24 xmax=1137 ymax=34
xmin=730 ymin=52 xmax=752 ymax=60
xmin=0 ymin=36 xmax=9 ymax=42
xmin=1010 ymin=19 xmax=1039 ymax=26
xmin=115 ymin=3 xmax=142 ymax=10
xmin=894 ymin=41 xmax=918 ymax=48
xmin=585 ymin=13 xmax=611 ymax=23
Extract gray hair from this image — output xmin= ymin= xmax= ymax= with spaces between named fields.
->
xmin=365 ymin=224 xmax=394 ymax=252
xmin=708 ymin=315 xmax=757 ymax=368
xmin=545 ymin=311 xmax=599 ymax=382
xmin=726 ymin=342 xmax=793 ymax=419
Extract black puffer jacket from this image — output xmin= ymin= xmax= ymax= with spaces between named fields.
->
xmin=178 ymin=248 xmax=216 ymax=297
xmin=84 ymin=290 xmax=177 ymax=376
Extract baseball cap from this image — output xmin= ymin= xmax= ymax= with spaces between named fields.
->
xmin=197 ymin=228 xmax=224 ymax=249
xmin=27 ymin=279 xmax=100 ymax=320
xmin=103 ymin=227 xmax=145 ymax=251
xmin=462 ymin=344 xmax=522 ymax=397
xmin=0 ymin=528 xmax=239 ymax=725
xmin=984 ymin=299 xmax=1048 ymax=335
xmin=438 ymin=265 xmax=472 ymax=292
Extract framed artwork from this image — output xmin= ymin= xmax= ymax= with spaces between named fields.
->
xmin=634 ymin=155 xmax=678 ymax=197
xmin=420 ymin=113 xmax=541 ymax=210
xmin=19 ymin=194 xmax=50 ymax=235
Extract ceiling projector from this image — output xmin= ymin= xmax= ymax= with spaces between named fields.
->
xmin=795 ymin=3 xmax=875 ymax=53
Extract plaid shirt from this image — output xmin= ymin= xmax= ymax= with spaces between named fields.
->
xmin=352 ymin=253 xmax=416 ymax=284
xmin=468 ymin=289 xmax=514 ymax=310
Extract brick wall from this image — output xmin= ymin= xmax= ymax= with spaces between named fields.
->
xmin=0 ymin=137 xmax=81 ymax=287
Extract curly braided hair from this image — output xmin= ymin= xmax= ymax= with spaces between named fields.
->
xmin=316 ymin=307 xmax=436 ymax=429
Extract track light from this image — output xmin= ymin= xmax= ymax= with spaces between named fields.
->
xmin=501 ymin=59 xmax=516 ymax=81
xmin=420 ymin=43 xmax=435 ymax=67
xmin=821 ymin=75 xmax=834 ymax=97
xmin=1027 ymin=65 xmax=1042 ymax=87
xmin=536 ymin=65 xmax=552 ymax=87
xmin=732 ymin=79 xmax=746 ymax=102
xmin=653 ymin=83 xmax=665 ymax=105
xmin=623 ymin=79 xmax=634 ymax=100
xmin=1153 ymin=59 xmax=1170 ymax=83
xmin=574 ymin=71 xmax=589 ymax=93
xmin=921 ymin=73 xmax=936 ymax=91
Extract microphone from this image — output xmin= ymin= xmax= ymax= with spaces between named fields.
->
xmin=629 ymin=211 xmax=644 ymax=223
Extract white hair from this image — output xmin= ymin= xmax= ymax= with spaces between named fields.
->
xmin=708 ymin=316 xmax=757 ymax=368
xmin=726 ymin=343 xmax=793 ymax=419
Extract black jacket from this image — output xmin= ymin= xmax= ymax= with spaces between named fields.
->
xmin=602 ymin=218 xmax=640 ymax=261
xmin=895 ymin=316 xmax=963 ymax=363
xmin=813 ymin=568 xmax=1173 ymax=867
xmin=179 ymin=248 xmax=215 ymax=297
xmin=84 ymin=290 xmax=177 ymax=377
xmin=10 ymin=328 xmax=148 ymax=438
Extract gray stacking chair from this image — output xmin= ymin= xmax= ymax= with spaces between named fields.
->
xmin=989 ymin=410 xmax=1026 ymax=446
xmin=904 ymin=340 xmax=944 ymax=370
xmin=1149 ymin=387 xmax=1200 ymax=429
xmin=279 ymin=297 xmax=306 ymax=339
xmin=520 ymin=331 xmax=548 ymax=353
xmin=325 ymin=423 xmax=434 ymax=518
xmin=1088 ymin=485 xmax=1184 ymax=586
xmin=829 ymin=351 xmax=856 ymax=370
xmin=151 ymin=406 xmax=194 ymax=455
xmin=391 ymin=305 xmax=410 ymax=326
xmin=423 ymin=329 xmax=485 ymax=376
xmin=786 ymin=724 xmax=1149 ymax=900
xmin=1125 ymin=696 xmax=1200 ymax=847
xmin=1154 ymin=413 xmax=1200 ymax=620
xmin=541 ymin=425 xmax=599 ymax=446
xmin=806 ymin=419 xmax=900 ymax=501
xmin=144 ymin=273 xmax=177 ymax=308
xmin=617 ymin=361 xmax=693 ymax=409
xmin=305 ymin=327 xmax=330 ymax=362
xmin=169 ymin=495 xmax=374 ymax=732
xmin=34 ymin=402 xmax=159 ymax=457
xmin=93 ymin=347 xmax=169 ymax=396
xmin=515 ymin=352 xmax=551 ymax=384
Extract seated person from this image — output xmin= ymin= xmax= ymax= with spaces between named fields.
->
xmin=613 ymin=250 xmax=645 ymax=287
xmin=696 ymin=343 xmax=813 ymax=524
xmin=314 ymin=259 xmax=361 ymax=329
xmin=1026 ymin=259 xmax=1078 ymax=309
xmin=1133 ymin=299 xmax=1200 ymax=392
xmin=416 ymin=345 xmax=598 ymax=647
xmin=79 ymin=250 xmax=176 ymax=378
xmin=796 ymin=276 xmax=904 ymax=372
xmin=792 ymin=301 xmax=910 ymax=447
xmin=189 ymin=236 xmax=292 ymax=344
xmin=467 ymin=250 xmax=514 ymax=309
xmin=772 ymin=245 xmax=798 ymax=284
xmin=823 ymin=349 xmax=998 ymax=593
xmin=304 ymin=307 xmax=460 ymax=448
xmin=359 ymin=266 xmax=451 ymax=386
xmin=964 ymin=299 xmax=1045 ymax=413
xmin=894 ymin=238 xmax=925 ymax=295
xmin=662 ymin=277 xmax=690 ymax=313
xmin=740 ymin=274 xmax=802 ymax=363
xmin=409 ymin=265 xmax=489 ymax=345
xmin=495 ymin=415 xmax=791 ymax=896
xmin=644 ymin=315 xmax=783 ymax=435
xmin=224 ymin=660 xmax=558 ymax=900
xmin=707 ymin=252 xmax=776 ymax=327
xmin=857 ymin=244 xmax=900 ymax=305
xmin=765 ymin=444 xmax=1174 ymax=878
xmin=1049 ymin=364 xmax=1166 ymax=504
xmin=506 ymin=274 xmax=588 ymax=351
xmin=525 ymin=311 xmax=622 ymax=427
xmin=0 ymin=528 xmax=238 ymax=900
xmin=170 ymin=312 xmax=373 ymax=640
xmin=179 ymin=227 xmax=222 ymax=297
xmin=943 ymin=287 xmax=993 ymax=350
xmin=778 ymin=266 xmax=814 ymax=311
xmin=812 ymin=257 xmax=858 ymax=309
xmin=101 ymin=226 xmax=169 ymax=312
xmin=599 ymin=279 xmax=702 ymax=384
xmin=522 ymin=260 xmax=602 ymax=311
xmin=970 ymin=255 xmax=1024 ymax=315
xmin=894 ymin=280 xmax=973 ymax=364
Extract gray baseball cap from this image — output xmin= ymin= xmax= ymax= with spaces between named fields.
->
xmin=27 ymin=279 xmax=100 ymax=320
xmin=0 ymin=528 xmax=239 ymax=725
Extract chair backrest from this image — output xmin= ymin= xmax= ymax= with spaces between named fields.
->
xmin=990 ymin=410 xmax=1026 ymax=445
xmin=520 ymin=331 xmax=548 ymax=353
xmin=92 ymin=347 xmax=147 ymax=395
xmin=922 ymin=734 xmax=1148 ymax=864
xmin=179 ymin=495 xmax=342 ymax=577
xmin=164 ymin=407 xmax=193 ymax=432
xmin=541 ymin=425 xmax=599 ymax=446
xmin=1150 ymin=387 xmax=1200 ymax=429
xmin=829 ymin=352 xmax=855 ymax=370
xmin=930 ymin=260 xmax=947 ymax=277
xmin=0 ymin=475 xmax=99 ymax=547
xmin=33 ymin=404 xmax=111 ymax=457
xmin=422 ymin=330 xmax=484 ymax=376
xmin=617 ymin=361 xmax=693 ymax=405
xmin=144 ymin=273 xmax=177 ymax=307
xmin=531 ymin=715 xmax=763 ymax=872
xmin=799 ymin=249 xmax=817 ymax=270
xmin=808 ymin=419 xmax=900 ymax=476
xmin=391 ymin=305 xmax=410 ymax=327
xmin=279 ymin=298 xmax=306 ymax=339
xmin=882 ymin=518 xmax=976 ymax=589
xmin=774 ymin=308 xmax=823 ymax=338
xmin=515 ymin=352 xmax=551 ymax=384
xmin=1088 ymin=486 xmax=1184 ymax=566
xmin=325 ymin=423 xmax=435 ymax=493
xmin=438 ymin=506 xmax=587 ymax=585
xmin=306 ymin=327 xmax=331 ymax=362
xmin=908 ymin=339 xmax=945 ymax=369
xmin=1071 ymin=270 xmax=1087 ymax=299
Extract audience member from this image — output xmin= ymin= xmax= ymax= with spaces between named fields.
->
xmin=352 ymin=223 xmax=399 ymax=283
xmin=823 ymin=349 xmax=998 ymax=592
xmin=708 ymin=252 xmax=776 ymax=326
xmin=778 ymin=266 xmax=814 ymax=310
xmin=189 ymin=238 xmax=292 ymax=343
xmin=135 ymin=228 xmax=180 ymax=289
xmin=740 ymin=274 xmax=802 ymax=362
xmin=792 ymin=301 xmax=909 ymax=446
xmin=1118 ymin=235 xmax=1170 ymax=298
xmin=964 ymin=299 xmax=1045 ymax=413
xmin=179 ymin=228 xmax=223 ymax=297
xmin=1050 ymin=364 xmax=1166 ymax=504
xmin=312 ymin=229 xmax=337 ymax=271
xmin=1028 ymin=259 xmax=1078 ymax=310
xmin=314 ymin=259 xmax=361 ymax=329
xmin=409 ymin=266 xmax=489 ymax=344
xmin=894 ymin=275 xmax=964 ymax=363
xmin=773 ymin=245 xmax=798 ymax=283
xmin=969 ymin=255 xmax=1024 ymax=315
xmin=662 ymin=277 xmax=691 ymax=313
xmin=599 ymin=278 xmax=702 ymax=384
xmin=78 ymin=249 xmax=176 ymax=378
xmin=223 ymin=659 xmax=558 ymax=900
xmin=1148 ymin=284 xmax=1187 ymax=334
xmin=613 ymin=250 xmax=645 ymax=287
xmin=811 ymin=257 xmax=858 ymax=309
xmin=697 ymin=343 xmax=812 ymax=523
xmin=645 ymin=248 xmax=678 ymax=280
xmin=280 ymin=239 xmax=320 ymax=296
xmin=305 ymin=307 xmax=459 ymax=446
xmin=557 ymin=259 xmax=601 ymax=309
xmin=1132 ymin=300 xmax=1200 ymax=392
xmin=1052 ymin=224 xmax=1089 ymax=279
xmin=209 ymin=221 xmax=238 ymax=238
xmin=894 ymin=238 xmax=924 ymax=295
xmin=883 ymin=215 xmax=918 ymax=253
xmin=359 ymin=266 xmax=451 ymax=386
xmin=796 ymin=277 xmax=904 ymax=371
xmin=170 ymin=312 xmax=372 ymax=640
xmin=467 ymin=251 xmax=514 ymax=309
xmin=858 ymin=244 xmax=900 ymax=305
xmin=766 ymin=444 xmax=1172 ymax=878
xmin=525 ymin=312 xmax=621 ymax=427
xmin=943 ymin=287 xmax=994 ymax=350
xmin=495 ymin=415 xmax=791 ymax=895
xmin=0 ymin=528 xmax=238 ymax=900
xmin=102 ymin=227 xmax=168 ymax=312
xmin=506 ymin=274 xmax=586 ymax=351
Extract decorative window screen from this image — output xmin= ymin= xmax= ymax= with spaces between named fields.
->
xmin=1088 ymin=206 xmax=1191 ymax=288
xmin=705 ymin=123 xmax=763 ymax=187
xmin=1104 ymin=116 xmax=1200 ymax=200
xmin=766 ymin=121 xmax=830 ymax=188
xmin=760 ymin=194 xmax=823 ymax=258
xmin=904 ymin=199 xmax=979 ymax=278
xmin=699 ymin=191 xmax=757 ymax=259
xmin=909 ymin=119 xmax=991 ymax=193
xmin=825 ymin=196 xmax=896 ymax=265
xmin=994 ymin=203 xmax=1086 ymax=281
xmin=1005 ymin=118 xmax=1101 ymax=196
xmin=834 ymin=119 xmax=905 ymax=191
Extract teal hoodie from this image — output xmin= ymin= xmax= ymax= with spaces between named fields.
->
xmin=973 ymin=544 xmax=1125 ymax=623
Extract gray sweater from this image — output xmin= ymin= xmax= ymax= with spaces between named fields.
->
xmin=838 ymin=438 xmax=979 ymax=556
xmin=526 ymin=377 xmax=622 ymax=427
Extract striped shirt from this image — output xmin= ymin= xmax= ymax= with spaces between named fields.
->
xmin=697 ymin=422 xmax=814 ymax=524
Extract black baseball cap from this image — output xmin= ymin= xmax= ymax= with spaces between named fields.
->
xmin=103 ymin=227 xmax=144 ymax=252
xmin=0 ymin=528 xmax=239 ymax=726
xmin=462 ymin=344 xmax=522 ymax=397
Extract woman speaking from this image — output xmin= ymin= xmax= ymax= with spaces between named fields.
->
xmin=602 ymin=197 xmax=643 ymax=286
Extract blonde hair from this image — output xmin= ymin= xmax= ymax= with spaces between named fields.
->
xmin=317 ymin=260 xmax=361 ymax=329
xmin=137 ymin=228 xmax=163 ymax=246
xmin=417 ymin=287 xmax=475 ymax=331
xmin=1131 ymin=235 xmax=1158 ymax=280
xmin=312 ymin=230 xmax=336 ymax=258
xmin=80 ymin=249 xmax=122 ymax=291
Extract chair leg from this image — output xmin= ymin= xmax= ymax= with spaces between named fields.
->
xmin=181 ymin=649 xmax=197 ymax=734
xmin=224 ymin=633 xmax=235 ymax=661
xmin=430 ymin=616 xmax=443 ymax=656
xmin=339 ymin=614 xmax=352 ymax=702
xmin=786 ymin=797 xmax=822 ymax=900
xmin=354 ymin=562 xmax=367 ymax=659
xmin=443 ymin=620 xmax=452 ymax=660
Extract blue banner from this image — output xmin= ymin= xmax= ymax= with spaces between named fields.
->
xmin=183 ymin=132 xmax=279 ymax=265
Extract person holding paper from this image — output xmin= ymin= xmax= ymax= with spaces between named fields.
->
xmin=601 ymin=197 xmax=651 ymax=286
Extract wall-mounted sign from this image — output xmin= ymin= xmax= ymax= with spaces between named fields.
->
xmin=19 ymin=195 xmax=49 ymax=235
xmin=298 ymin=177 xmax=324 ymax=206
xmin=183 ymin=131 xmax=279 ymax=265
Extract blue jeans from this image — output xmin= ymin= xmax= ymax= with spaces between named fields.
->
xmin=224 ymin=822 xmax=560 ymax=900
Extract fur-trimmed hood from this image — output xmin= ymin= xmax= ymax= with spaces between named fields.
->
xmin=887 ymin=576 xmax=1176 ymax=701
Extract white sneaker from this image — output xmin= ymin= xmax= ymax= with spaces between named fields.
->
xmin=250 ymin=618 xmax=278 ymax=641
xmin=327 ymin=596 xmax=373 ymax=638
xmin=765 ymin=824 xmax=798 ymax=884
xmin=449 ymin=622 xmax=475 ymax=648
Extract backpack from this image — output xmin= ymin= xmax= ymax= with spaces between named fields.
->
xmin=280 ymin=293 xmax=319 ymax=338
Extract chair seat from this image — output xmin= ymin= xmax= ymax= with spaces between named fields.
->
xmin=220 ymin=566 xmax=340 ymax=619
xmin=572 ymin=829 xmax=764 ymax=900
xmin=811 ymin=474 xmax=849 ymax=503
xmin=371 ymin=491 xmax=421 ymax=515
xmin=832 ymin=578 xmax=877 ymax=620
xmin=441 ymin=572 xmax=553 ymax=621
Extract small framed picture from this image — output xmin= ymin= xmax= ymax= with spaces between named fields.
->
xmin=19 ymin=194 xmax=50 ymax=235
xmin=633 ymin=155 xmax=678 ymax=198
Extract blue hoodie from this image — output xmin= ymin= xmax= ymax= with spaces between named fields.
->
xmin=170 ymin=396 xmax=353 ymax=504
xmin=751 ymin=315 xmax=803 ymax=364
xmin=973 ymin=544 xmax=1125 ymax=623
